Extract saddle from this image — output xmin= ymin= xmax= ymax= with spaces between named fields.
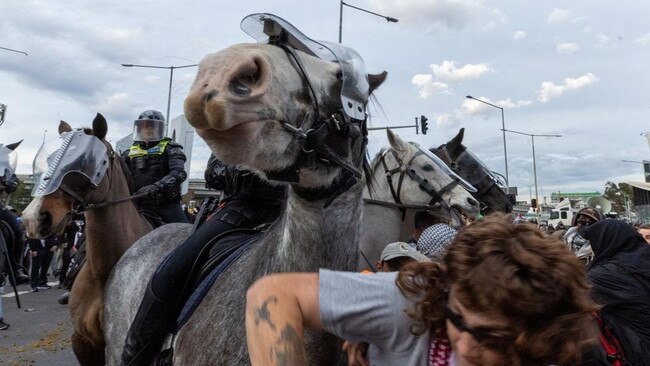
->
xmin=176 ymin=227 xmax=262 ymax=328
xmin=153 ymin=227 xmax=262 ymax=366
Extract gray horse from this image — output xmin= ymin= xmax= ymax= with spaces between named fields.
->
xmin=104 ymin=14 xmax=385 ymax=365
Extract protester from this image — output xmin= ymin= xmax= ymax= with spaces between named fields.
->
xmin=246 ymin=213 xmax=603 ymax=366
xmin=407 ymin=210 xmax=444 ymax=244
xmin=27 ymin=235 xmax=57 ymax=291
xmin=376 ymin=241 xmax=430 ymax=272
xmin=416 ymin=223 xmax=457 ymax=261
xmin=0 ymin=283 xmax=7 ymax=330
xmin=636 ymin=223 xmax=650 ymax=244
xmin=122 ymin=110 xmax=188 ymax=224
xmin=584 ymin=220 xmax=650 ymax=365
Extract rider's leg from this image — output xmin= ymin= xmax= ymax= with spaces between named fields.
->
xmin=154 ymin=203 xmax=189 ymax=224
xmin=121 ymin=213 xmax=237 ymax=366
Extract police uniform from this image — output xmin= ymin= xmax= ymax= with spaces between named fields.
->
xmin=122 ymin=156 xmax=286 ymax=366
xmin=123 ymin=134 xmax=188 ymax=224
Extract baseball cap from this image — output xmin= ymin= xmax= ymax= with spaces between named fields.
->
xmin=380 ymin=242 xmax=430 ymax=262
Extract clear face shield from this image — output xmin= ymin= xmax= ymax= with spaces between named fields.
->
xmin=411 ymin=143 xmax=477 ymax=193
xmin=133 ymin=119 xmax=165 ymax=142
xmin=0 ymin=145 xmax=18 ymax=181
xmin=240 ymin=13 xmax=370 ymax=120
xmin=32 ymin=130 xmax=109 ymax=197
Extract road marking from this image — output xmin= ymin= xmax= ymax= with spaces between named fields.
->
xmin=1 ymin=282 xmax=60 ymax=298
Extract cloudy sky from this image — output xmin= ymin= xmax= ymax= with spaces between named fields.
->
xmin=2 ymin=0 xmax=649 ymax=203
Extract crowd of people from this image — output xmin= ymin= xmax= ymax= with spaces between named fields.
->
xmin=1 ymin=108 xmax=650 ymax=365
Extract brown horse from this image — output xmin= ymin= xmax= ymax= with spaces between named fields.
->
xmin=22 ymin=114 xmax=156 ymax=365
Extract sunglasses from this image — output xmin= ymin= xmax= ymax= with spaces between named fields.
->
xmin=445 ymin=305 xmax=515 ymax=349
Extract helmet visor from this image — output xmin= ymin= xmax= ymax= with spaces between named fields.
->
xmin=0 ymin=145 xmax=17 ymax=180
xmin=133 ymin=119 xmax=165 ymax=142
xmin=32 ymin=131 xmax=109 ymax=196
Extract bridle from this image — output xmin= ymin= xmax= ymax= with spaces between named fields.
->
xmin=264 ymin=40 xmax=368 ymax=207
xmin=434 ymin=145 xmax=504 ymax=213
xmin=365 ymin=144 xmax=461 ymax=218
xmin=57 ymin=150 xmax=145 ymax=215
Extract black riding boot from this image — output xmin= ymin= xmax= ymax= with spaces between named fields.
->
xmin=121 ymin=284 xmax=177 ymax=366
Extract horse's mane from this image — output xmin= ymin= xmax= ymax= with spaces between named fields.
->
xmin=116 ymin=154 xmax=135 ymax=194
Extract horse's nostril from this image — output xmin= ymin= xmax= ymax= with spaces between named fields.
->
xmin=204 ymin=89 xmax=219 ymax=102
xmin=229 ymin=79 xmax=252 ymax=96
xmin=468 ymin=197 xmax=479 ymax=207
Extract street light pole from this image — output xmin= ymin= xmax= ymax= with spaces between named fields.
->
xmin=466 ymin=95 xmax=509 ymax=188
xmin=121 ymin=63 xmax=198 ymax=136
xmin=338 ymin=1 xmax=398 ymax=43
xmin=503 ymin=128 xmax=561 ymax=207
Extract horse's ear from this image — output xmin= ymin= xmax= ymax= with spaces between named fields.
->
xmin=59 ymin=121 xmax=72 ymax=134
xmin=386 ymin=128 xmax=408 ymax=152
xmin=5 ymin=140 xmax=23 ymax=151
xmin=368 ymin=71 xmax=387 ymax=94
xmin=92 ymin=113 xmax=108 ymax=140
xmin=447 ymin=128 xmax=465 ymax=155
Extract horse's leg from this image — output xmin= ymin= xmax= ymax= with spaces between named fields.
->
xmin=72 ymin=331 xmax=106 ymax=366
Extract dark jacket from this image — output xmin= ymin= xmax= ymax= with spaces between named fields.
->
xmin=585 ymin=220 xmax=650 ymax=365
xmin=122 ymin=138 xmax=187 ymax=205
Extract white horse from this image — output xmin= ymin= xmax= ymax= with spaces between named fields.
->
xmin=360 ymin=129 xmax=479 ymax=268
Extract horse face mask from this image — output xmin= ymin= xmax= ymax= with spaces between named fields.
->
xmin=32 ymin=130 xmax=109 ymax=197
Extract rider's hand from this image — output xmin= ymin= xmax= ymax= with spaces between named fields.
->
xmin=342 ymin=341 xmax=369 ymax=366
xmin=136 ymin=184 xmax=161 ymax=198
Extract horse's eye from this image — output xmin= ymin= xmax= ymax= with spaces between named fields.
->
xmin=422 ymin=164 xmax=434 ymax=171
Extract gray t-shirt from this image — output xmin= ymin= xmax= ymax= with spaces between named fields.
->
xmin=319 ymin=269 xmax=431 ymax=366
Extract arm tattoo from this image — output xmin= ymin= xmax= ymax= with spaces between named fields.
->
xmin=272 ymin=325 xmax=307 ymax=366
xmin=254 ymin=295 xmax=278 ymax=331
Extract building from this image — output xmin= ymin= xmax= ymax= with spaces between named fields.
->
xmin=627 ymin=181 xmax=650 ymax=224
xmin=550 ymin=191 xmax=602 ymax=204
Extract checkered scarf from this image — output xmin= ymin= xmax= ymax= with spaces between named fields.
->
xmin=417 ymin=224 xmax=457 ymax=258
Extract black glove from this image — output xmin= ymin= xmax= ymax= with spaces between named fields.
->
xmin=136 ymin=184 xmax=161 ymax=198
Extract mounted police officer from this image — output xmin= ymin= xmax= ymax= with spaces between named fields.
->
xmin=122 ymin=155 xmax=286 ymax=365
xmin=0 ymin=142 xmax=29 ymax=285
xmin=122 ymin=110 xmax=188 ymax=224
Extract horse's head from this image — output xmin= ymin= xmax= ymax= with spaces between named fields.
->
xmin=184 ymin=14 xmax=385 ymax=194
xmin=432 ymin=128 xmax=512 ymax=214
xmin=23 ymin=114 xmax=123 ymax=238
xmin=371 ymin=129 xmax=480 ymax=228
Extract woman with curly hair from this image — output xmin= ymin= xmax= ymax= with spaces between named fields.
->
xmin=245 ymin=213 xmax=605 ymax=366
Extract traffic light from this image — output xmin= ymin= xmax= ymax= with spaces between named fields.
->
xmin=420 ymin=115 xmax=428 ymax=135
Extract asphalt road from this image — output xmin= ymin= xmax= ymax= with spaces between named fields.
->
xmin=0 ymin=281 xmax=78 ymax=366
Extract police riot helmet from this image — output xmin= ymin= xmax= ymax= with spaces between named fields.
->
xmin=133 ymin=110 xmax=166 ymax=142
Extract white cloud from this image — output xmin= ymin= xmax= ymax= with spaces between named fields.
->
xmin=556 ymin=42 xmax=579 ymax=54
xmin=144 ymin=75 xmax=161 ymax=84
xmin=634 ymin=32 xmax=650 ymax=44
xmin=429 ymin=60 xmax=493 ymax=81
xmin=548 ymin=8 xmax=570 ymax=24
xmin=595 ymin=33 xmax=611 ymax=48
xmin=435 ymin=114 xmax=451 ymax=126
xmin=411 ymin=74 xmax=450 ymax=98
xmin=461 ymin=97 xmax=531 ymax=115
xmin=537 ymin=73 xmax=599 ymax=102
xmin=513 ymin=31 xmax=526 ymax=41
xmin=372 ymin=0 xmax=505 ymax=30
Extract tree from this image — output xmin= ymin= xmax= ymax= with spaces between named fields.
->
xmin=602 ymin=181 xmax=633 ymax=215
